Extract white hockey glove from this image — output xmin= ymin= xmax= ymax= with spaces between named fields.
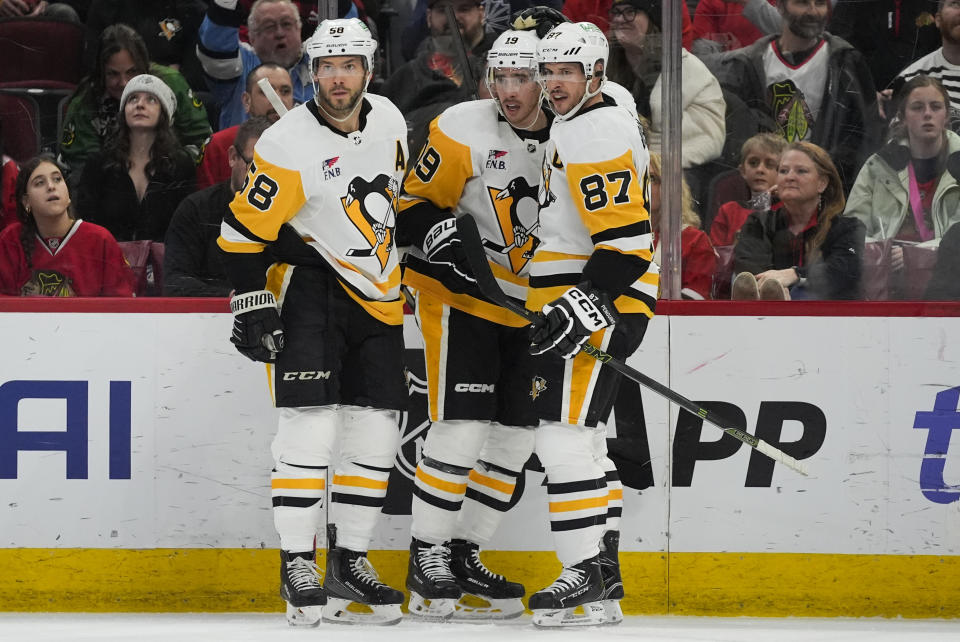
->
xmin=230 ymin=290 xmax=285 ymax=363
xmin=423 ymin=217 xmax=476 ymax=293
xmin=529 ymin=283 xmax=618 ymax=359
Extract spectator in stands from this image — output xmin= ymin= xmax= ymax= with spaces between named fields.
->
xmin=240 ymin=0 xmax=363 ymax=43
xmin=692 ymin=0 xmax=778 ymax=54
xmin=649 ymin=152 xmax=717 ymax=300
xmin=563 ymin=0 xmax=694 ymax=47
xmin=0 ymin=154 xmax=133 ymax=297
xmin=710 ymin=133 xmax=787 ymax=247
xmin=606 ymin=0 xmax=726 ymax=170
xmin=1 ymin=153 xmax=18 ymax=232
xmin=711 ymin=0 xmax=881 ymax=193
xmin=380 ymin=0 xmax=494 ymax=148
xmin=925 ymin=221 xmax=960 ymax=298
xmin=844 ymin=76 xmax=960 ymax=282
xmin=60 ymin=23 xmax=212 ymax=179
xmin=165 ymin=116 xmax=272 ymax=297
xmin=76 ymin=74 xmax=196 ymax=242
xmin=893 ymin=0 xmax=960 ymax=129
xmin=83 ymin=1 xmax=208 ymax=93
xmin=196 ymin=64 xmax=293 ymax=190
xmin=0 ymin=0 xmax=80 ymax=21
xmin=733 ymin=141 xmax=864 ymax=300
xmin=197 ymin=0 xmax=315 ymax=130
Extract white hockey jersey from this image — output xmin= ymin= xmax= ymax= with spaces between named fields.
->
xmin=530 ymin=98 xmax=659 ymax=318
xmin=400 ymin=99 xmax=549 ymax=327
xmin=218 ymin=95 xmax=409 ymax=325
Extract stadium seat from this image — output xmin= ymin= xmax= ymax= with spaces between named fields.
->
xmin=0 ymin=91 xmax=41 ymax=162
xmin=0 ymin=18 xmax=84 ymax=85
xmin=118 ymin=240 xmax=168 ymax=297
xmin=703 ymin=168 xmax=750 ymax=234
xmin=0 ymin=83 xmax=75 ymax=155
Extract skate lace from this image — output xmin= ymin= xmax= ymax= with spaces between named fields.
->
xmin=287 ymin=556 xmax=322 ymax=591
xmin=418 ymin=544 xmax=456 ymax=582
xmin=351 ymin=555 xmax=387 ymax=588
xmin=544 ymin=566 xmax=585 ymax=594
xmin=469 ymin=547 xmax=504 ymax=582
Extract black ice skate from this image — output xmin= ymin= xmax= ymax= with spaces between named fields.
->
xmin=449 ymin=538 xmax=525 ymax=620
xmin=279 ymin=550 xmax=325 ymax=626
xmin=405 ymin=538 xmax=462 ymax=620
xmin=599 ymin=530 xmax=624 ymax=625
xmin=322 ymin=525 xmax=403 ymax=625
xmin=528 ymin=555 xmax=606 ymax=627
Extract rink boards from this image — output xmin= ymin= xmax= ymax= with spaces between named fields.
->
xmin=0 ymin=300 xmax=958 ymax=617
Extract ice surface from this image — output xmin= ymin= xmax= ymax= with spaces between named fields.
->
xmin=0 ymin=613 xmax=956 ymax=642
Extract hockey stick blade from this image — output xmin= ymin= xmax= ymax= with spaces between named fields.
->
xmin=457 ymin=214 xmax=809 ymax=477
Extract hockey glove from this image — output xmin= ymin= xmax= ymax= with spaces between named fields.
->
xmin=510 ymin=6 xmax=570 ymax=38
xmin=230 ymin=290 xmax=285 ymax=363
xmin=423 ymin=217 xmax=477 ymax=294
xmin=529 ymin=283 xmax=618 ymax=359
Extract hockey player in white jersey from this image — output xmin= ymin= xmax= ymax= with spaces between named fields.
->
xmin=217 ymin=19 xmax=409 ymax=627
xmin=522 ymin=21 xmax=659 ymax=627
xmin=397 ymin=27 xmax=554 ymax=621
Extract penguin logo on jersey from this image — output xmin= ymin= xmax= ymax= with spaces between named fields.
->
xmin=342 ymin=174 xmax=400 ymax=271
xmin=538 ymin=159 xmax=556 ymax=210
xmin=530 ymin=376 xmax=547 ymax=401
xmin=485 ymin=177 xmax=540 ymax=273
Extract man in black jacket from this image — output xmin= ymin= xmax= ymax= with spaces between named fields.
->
xmin=163 ymin=116 xmax=272 ymax=296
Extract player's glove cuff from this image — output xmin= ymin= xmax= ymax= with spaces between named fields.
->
xmin=230 ymin=290 xmax=285 ymax=363
xmin=529 ymin=283 xmax=618 ymax=359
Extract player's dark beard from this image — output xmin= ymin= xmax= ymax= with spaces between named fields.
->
xmin=785 ymin=13 xmax=826 ymax=40
xmin=318 ymin=84 xmax=363 ymax=118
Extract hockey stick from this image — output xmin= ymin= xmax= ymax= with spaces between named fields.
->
xmin=457 ymin=214 xmax=810 ymax=477
xmin=443 ymin=4 xmax=479 ymax=100
xmin=257 ymin=77 xmax=290 ymax=117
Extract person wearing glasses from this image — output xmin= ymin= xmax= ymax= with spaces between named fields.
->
xmin=164 ymin=116 xmax=272 ymax=296
xmin=196 ymin=63 xmax=294 ymax=190
xmin=198 ymin=0 xmax=334 ymax=129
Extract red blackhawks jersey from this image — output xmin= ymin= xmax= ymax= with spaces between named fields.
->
xmin=400 ymin=99 xmax=549 ymax=327
xmin=218 ymin=96 xmax=409 ymax=325
xmin=0 ymin=220 xmax=133 ymax=296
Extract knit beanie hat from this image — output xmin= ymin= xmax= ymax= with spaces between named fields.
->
xmin=119 ymin=74 xmax=177 ymax=123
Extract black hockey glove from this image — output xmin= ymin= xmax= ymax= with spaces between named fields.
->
xmin=510 ymin=6 xmax=571 ymax=38
xmin=230 ymin=290 xmax=285 ymax=363
xmin=423 ymin=217 xmax=477 ymax=294
xmin=529 ymin=283 xmax=618 ymax=359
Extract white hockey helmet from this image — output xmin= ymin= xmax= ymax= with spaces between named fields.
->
xmin=486 ymin=29 xmax=544 ymax=126
xmin=537 ymin=22 xmax=608 ymax=120
xmin=306 ymin=18 xmax=377 ymax=75
xmin=537 ymin=21 xmax=608 ymax=79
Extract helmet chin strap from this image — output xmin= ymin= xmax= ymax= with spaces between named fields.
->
xmin=551 ymin=75 xmax=603 ymax=122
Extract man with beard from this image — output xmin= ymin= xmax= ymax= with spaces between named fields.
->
xmin=198 ymin=0 xmax=314 ymax=129
xmin=217 ymin=18 xmax=410 ymax=626
xmin=712 ymin=0 xmax=881 ymax=192
xmin=196 ymin=64 xmax=295 ymax=189
xmin=895 ymin=0 xmax=960 ymax=131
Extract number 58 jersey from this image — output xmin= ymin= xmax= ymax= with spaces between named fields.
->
xmin=218 ymin=96 xmax=409 ymax=325
xmin=530 ymin=100 xmax=659 ymax=318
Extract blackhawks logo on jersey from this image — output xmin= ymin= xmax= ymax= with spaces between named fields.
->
xmin=342 ymin=174 xmax=400 ymax=271
xmin=485 ymin=177 xmax=540 ymax=274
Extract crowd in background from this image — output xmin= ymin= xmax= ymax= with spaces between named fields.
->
xmin=1 ymin=0 xmax=959 ymax=300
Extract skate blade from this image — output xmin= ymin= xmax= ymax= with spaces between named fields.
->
xmin=602 ymin=599 xmax=624 ymax=625
xmin=532 ymin=602 xmax=606 ymax=627
xmin=322 ymin=597 xmax=401 ymax=625
xmin=406 ymin=592 xmax=457 ymax=621
xmin=452 ymin=595 xmax=525 ymax=621
xmin=285 ymin=603 xmax=322 ymax=627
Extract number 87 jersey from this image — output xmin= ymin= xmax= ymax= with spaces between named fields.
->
xmin=528 ymin=100 xmax=660 ymax=319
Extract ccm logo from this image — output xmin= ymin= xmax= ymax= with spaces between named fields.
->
xmin=283 ymin=371 xmax=332 ymax=381
xmin=454 ymin=383 xmax=495 ymax=393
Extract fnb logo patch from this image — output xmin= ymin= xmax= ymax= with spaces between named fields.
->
xmin=486 ymin=150 xmax=508 ymax=170
xmin=323 ymin=156 xmax=341 ymax=180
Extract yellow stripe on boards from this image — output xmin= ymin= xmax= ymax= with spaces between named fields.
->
xmin=0 ymin=550 xmax=957 ymax=617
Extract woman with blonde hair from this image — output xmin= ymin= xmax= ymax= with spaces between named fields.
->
xmin=733 ymin=142 xmax=865 ymax=300
xmin=648 ymin=152 xmax=717 ymax=299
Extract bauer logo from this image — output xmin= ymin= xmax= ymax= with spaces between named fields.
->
xmin=0 ymin=379 xmax=132 ymax=480
xmin=913 ymin=386 xmax=960 ymax=504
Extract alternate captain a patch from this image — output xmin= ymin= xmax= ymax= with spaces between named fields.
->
xmin=341 ymin=174 xmax=400 ymax=271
